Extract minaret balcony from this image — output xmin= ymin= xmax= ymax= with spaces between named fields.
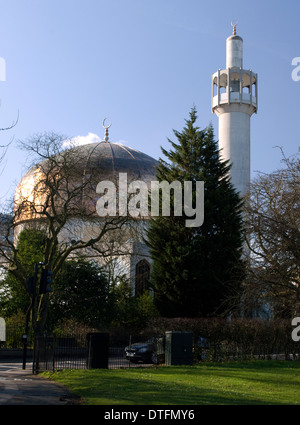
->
xmin=212 ymin=68 xmax=258 ymax=112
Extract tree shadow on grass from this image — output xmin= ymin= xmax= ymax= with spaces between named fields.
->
xmin=49 ymin=361 xmax=300 ymax=406
xmin=79 ymin=372 xmax=292 ymax=405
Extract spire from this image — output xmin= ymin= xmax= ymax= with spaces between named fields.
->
xmin=226 ymin=22 xmax=243 ymax=69
xmin=102 ymin=118 xmax=112 ymax=143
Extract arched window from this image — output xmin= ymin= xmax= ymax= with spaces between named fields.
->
xmin=135 ymin=259 xmax=150 ymax=296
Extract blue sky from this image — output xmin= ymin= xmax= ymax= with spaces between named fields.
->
xmin=0 ymin=0 xmax=299 ymax=201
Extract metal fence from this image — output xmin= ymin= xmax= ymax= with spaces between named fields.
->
xmin=2 ymin=322 xmax=300 ymax=372
xmin=0 ymin=324 xmax=34 ymax=349
xmin=33 ymin=334 xmax=88 ymax=373
xmin=32 ymin=334 xmax=156 ymax=373
xmin=0 ymin=324 xmax=157 ymax=372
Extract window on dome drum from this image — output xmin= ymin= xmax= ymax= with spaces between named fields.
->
xmin=135 ymin=259 xmax=150 ymax=296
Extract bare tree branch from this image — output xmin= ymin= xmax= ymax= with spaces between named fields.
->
xmin=242 ymin=149 xmax=300 ymax=317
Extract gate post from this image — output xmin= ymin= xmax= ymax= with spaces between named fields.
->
xmin=165 ymin=331 xmax=193 ymax=366
xmin=86 ymin=333 xmax=109 ymax=369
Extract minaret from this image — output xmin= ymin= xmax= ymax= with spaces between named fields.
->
xmin=212 ymin=23 xmax=257 ymax=196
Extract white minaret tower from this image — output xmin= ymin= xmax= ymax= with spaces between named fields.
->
xmin=212 ymin=23 xmax=257 ymax=196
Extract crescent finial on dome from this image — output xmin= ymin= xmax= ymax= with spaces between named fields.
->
xmin=102 ymin=117 xmax=112 ymax=143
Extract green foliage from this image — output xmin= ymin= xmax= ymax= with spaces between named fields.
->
xmin=49 ymin=259 xmax=113 ymax=328
xmin=49 ymin=262 xmax=158 ymax=330
xmin=16 ymin=228 xmax=46 ymax=275
xmin=0 ymin=271 xmax=27 ymax=316
xmin=109 ymin=281 xmax=158 ymax=331
xmin=0 ymin=228 xmax=158 ymax=330
xmin=0 ymin=229 xmax=47 ymax=317
xmin=146 ymin=108 xmax=245 ymax=317
xmin=2 ymin=311 xmax=34 ymax=348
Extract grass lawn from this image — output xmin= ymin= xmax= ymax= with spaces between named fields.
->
xmin=43 ymin=360 xmax=300 ymax=405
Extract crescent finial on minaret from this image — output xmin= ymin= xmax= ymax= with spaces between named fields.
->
xmin=231 ymin=20 xmax=238 ymax=36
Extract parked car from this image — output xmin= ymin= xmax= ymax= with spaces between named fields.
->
xmin=125 ymin=340 xmax=157 ymax=364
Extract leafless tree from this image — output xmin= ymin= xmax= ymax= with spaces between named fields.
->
xmin=243 ymin=148 xmax=300 ymax=317
xmin=0 ymin=111 xmax=19 ymax=172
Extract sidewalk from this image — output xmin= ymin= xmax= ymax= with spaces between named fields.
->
xmin=0 ymin=363 xmax=80 ymax=405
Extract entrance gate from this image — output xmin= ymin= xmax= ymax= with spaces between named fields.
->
xmin=33 ymin=334 xmax=89 ymax=373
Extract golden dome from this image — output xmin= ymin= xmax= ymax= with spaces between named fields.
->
xmin=14 ymin=141 xmax=158 ymax=224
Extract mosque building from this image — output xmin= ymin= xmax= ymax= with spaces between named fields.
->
xmin=14 ymin=125 xmax=158 ymax=296
xmin=13 ymin=24 xmax=257 ymax=296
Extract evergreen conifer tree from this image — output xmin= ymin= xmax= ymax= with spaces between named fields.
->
xmin=146 ymin=108 xmax=244 ymax=317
